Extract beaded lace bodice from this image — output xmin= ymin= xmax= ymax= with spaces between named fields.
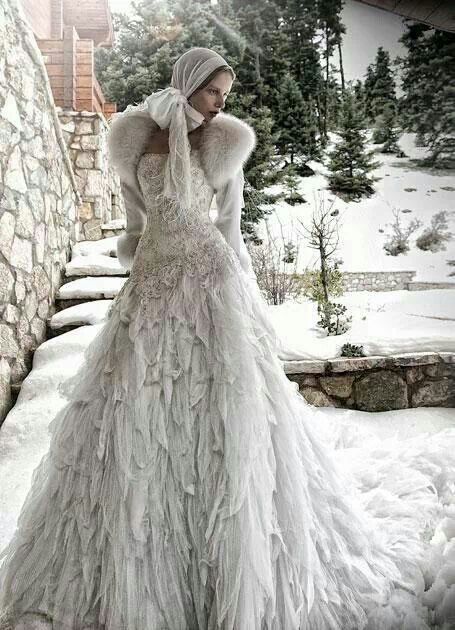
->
xmin=125 ymin=149 xmax=238 ymax=304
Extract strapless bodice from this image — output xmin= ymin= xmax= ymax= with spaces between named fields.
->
xmin=125 ymin=149 xmax=239 ymax=301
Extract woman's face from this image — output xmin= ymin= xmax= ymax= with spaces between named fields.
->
xmin=188 ymin=70 xmax=233 ymax=125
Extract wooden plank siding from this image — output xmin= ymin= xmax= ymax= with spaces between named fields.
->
xmin=20 ymin=0 xmax=53 ymax=39
xmin=76 ymin=39 xmax=94 ymax=112
xmin=62 ymin=0 xmax=113 ymax=46
xmin=21 ymin=0 xmax=116 ymax=117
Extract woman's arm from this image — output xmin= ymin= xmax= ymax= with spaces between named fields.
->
xmin=214 ymin=168 xmax=255 ymax=278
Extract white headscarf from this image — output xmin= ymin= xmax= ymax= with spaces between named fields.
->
xmin=142 ymin=47 xmax=235 ymax=210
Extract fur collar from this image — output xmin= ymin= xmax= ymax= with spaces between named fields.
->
xmin=107 ymin=110 xmax=256 ymax=190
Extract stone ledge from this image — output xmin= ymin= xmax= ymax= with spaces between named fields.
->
xmin=283 ymin=352 xmax=455 ymax=411
xmin=283 ymin=352 xmax=453 ymax=375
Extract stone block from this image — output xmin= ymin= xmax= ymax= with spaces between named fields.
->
xmin=10 ymin=235 xmax=33 ymax=273
xmin=354 ymin=370 xmax=408 ymax=412
xmin=300 ymin=387 xmax=342 ymax=407
xmin=411 ymin=379 xmax=455 ymax=408
xmin=406 ymin=366 xmax=424 ymax=385
xmin=78 ymin=202 xmax=94 ymax=221
xmin=0 ymin=357 xmax=12 ymax=425
xmin=320 ymin=375 xmax=354 ymax=398
xmin=0 ymin=211 xmax=15 ymax=259
xmin=283 ymin=360 xmax=327 ymax=374
xmin=0 ymin=323 xmax=19 ymax=358
xmin=330 ymin=356 xmax=388 ymax=373
xmin=75 ymin=151 xmax=95 ymax=168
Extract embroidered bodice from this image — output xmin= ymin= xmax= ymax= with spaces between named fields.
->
xmin=124 ymin=149 xmax=239 ymax=305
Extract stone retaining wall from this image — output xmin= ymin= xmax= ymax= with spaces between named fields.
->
xmin=284 ymin=352 xmax=455 ymax=411
xmin=0 ymin=0 xmax=80 ymax=423
xmin=408 ymin=281 xmax=455 ymax=291
xmin=342 ymin=271 xmax=416 ymax=292
xmin=58 ymin=109 xmax=125 ymax=241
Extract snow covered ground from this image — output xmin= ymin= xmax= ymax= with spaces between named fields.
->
xmin=270 ymin=288 xmax=455 ymax=360
xmin=259 ymin=133 xmax=455 ymax=283
xmin=0 ymin=322 xmax=454 ymax=628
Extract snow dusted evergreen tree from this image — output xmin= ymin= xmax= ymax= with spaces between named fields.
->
xmin=363 ymin=63 xmax=376 ymax=122
xmin=373 ymin=103 xmax=401 ymax=153
xmin=275 ymin=73 xmax=319 ymax=163
xmin=327 ymin=90 xmax=380 ymax=199
xmin=226 ymin=93 xmax=278 ymax=244
xmin=317 ymin=0 xmax=346 ymax=141
xmin=371 ymin=47 xmax=397 ymax=119
xmin=229 ymin=0 xmax=288 ymax=108
xmin=353 ymin=79 xmax=365 ymax=116
xmin=362 ymin=47 xmax=396 ymax=125
xmin=397 ymin=24 xmax=432 ymax=135
xmin=398 ymin=24 xmax=455 ymax=167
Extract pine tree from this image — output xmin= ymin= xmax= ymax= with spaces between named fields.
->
xmin=363 ymin=63 xmax=376 ymax=122
xmin=398 ymin=24 xmax=455 ymax=166
xmin=95 ymin=0 xmax=222 ymax=110
xmin=327 ymin=91 xmax=381 ymax=199
xmin=226 ymin=93 xmax=279 ymax=244
xmin=229 ymin=0 xmax=289 ymax=109
xmin=370 ymin=47 xmax=397 ymax=121
xmin=397 ymin=23 xmax=432 ymax=134
xmin=352 ymin=79 xmax=365 ymax=119
xmin=317 ymin=0 xmax=346 ymax=141
xmin=372 ymin=103 xmax=401 ymax=153
xmin=275 ymin=73 xmax=319 ymax=163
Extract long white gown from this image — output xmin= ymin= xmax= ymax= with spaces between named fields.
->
xmin=0 ymin=148 xmax=441 ymax=630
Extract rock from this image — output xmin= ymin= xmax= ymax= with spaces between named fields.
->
xmin=16 ymin=198 xmax=35 ymax=238
xmin=1 ymin=91 xmax=21 ymax=129
xmin=0 ymin=323 xmax=19 ymax=358
xmin=330 ymin=356 xmax=388 ymax=373
xmin=10 ymin=235 xmax=33 ymax=273
xmin=75 ymin=151 xmax=95 ymax=168
xmin=283 ymin=360 xmax=327 ymax=374
xmin=5 ymin=145 xmax=27 ymax=193
xmin=0 ymin=357 xmax=12 ymax=424
xmin=0 ymin=211 xmax=15 ymax=259
xmin=320 ymin=375 xmax=354 ymax=399
xmin=300 ymin=387 xmax=342 ymax=407
xmin=355 ymin=370 xmax=408 ymax=412
xmin=406 ymin=366 xmax=425 ymax=385
xmin=411 ymin=379 xmax=454 ymax=407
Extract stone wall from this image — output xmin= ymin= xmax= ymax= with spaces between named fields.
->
xmin=58 ymin=109 xmax=125 ymax=240
xmin=409 ymin=281 xmax=455 ymax=291
xmin=0 ymin=0 xmax=79 ymax=423
xmin=284 ymin=352 xmax=455 ymax=411
xmin=342 ymin=271 xmax=416 ymax=292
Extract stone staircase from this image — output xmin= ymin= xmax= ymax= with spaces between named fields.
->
xmin=47 ymin=234 xmax=127 ymax=339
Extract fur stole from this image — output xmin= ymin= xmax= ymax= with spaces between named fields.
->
xmin=107 ymin=109 xmax=256 ymax=190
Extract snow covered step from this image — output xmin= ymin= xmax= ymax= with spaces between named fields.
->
xmin=55 ymin=276 xmax=126 ymax=311
xmin=72 ymin=236 xmax=118 ymax=258
xmin=101 ymin=218 xmax=126 ymax=232
xmin=48 ymin=300 xmax=111 ymax=336
xmin=65 ymin=254 xmax=127 ymax=278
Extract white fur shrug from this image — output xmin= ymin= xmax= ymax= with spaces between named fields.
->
xmin=107 ymin=110 xmax=257 ymax=276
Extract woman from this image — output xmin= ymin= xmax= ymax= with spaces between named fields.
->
xmin=0 ymin=47 xmax=421 ymax=630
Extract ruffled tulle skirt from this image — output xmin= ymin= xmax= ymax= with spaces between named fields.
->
xmin=0 ymin=258 xmax=427 ymax=630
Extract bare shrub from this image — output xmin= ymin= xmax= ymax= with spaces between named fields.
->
xmin=251 ymin=216 xmax=306 ymax=305
xmin=415 ymin=211 xmax=453 ymax=252
xmin=383 ymin=208 xmax=422 ymax=256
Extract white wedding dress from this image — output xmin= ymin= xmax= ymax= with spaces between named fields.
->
xmin=0 ymin=149 xmax=435 ymax=630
